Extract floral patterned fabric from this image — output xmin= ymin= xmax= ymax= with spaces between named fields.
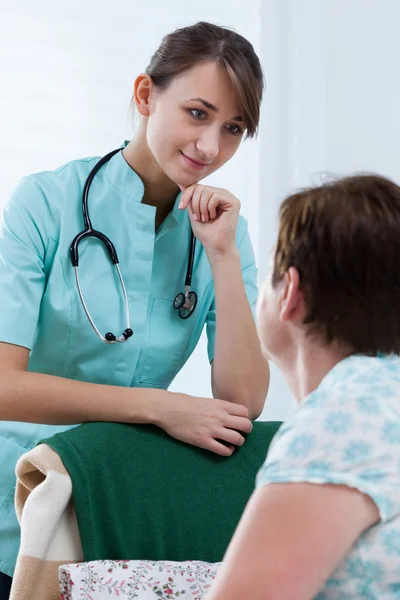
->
xmin=59 ymin=559 xmax=220 ymax=599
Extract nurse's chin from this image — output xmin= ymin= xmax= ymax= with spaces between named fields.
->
xmin=175 ymin=175 xmax=203 ymax=189
xmin=165 ymin=167 xmax=198 ymax=190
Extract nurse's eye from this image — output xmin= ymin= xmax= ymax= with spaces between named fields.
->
xmin=189 ymin=109 xmax=207 ymax=120
xmin=226 ymin=123 xmax=243 ymax=136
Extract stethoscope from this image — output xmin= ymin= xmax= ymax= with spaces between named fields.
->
xmin=70 ymin=148 xmax=198 ymax=345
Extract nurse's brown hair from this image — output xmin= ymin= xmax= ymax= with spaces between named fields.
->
xmin=145 ymin=21 xmax=264 ymax=138
xmin=272 ymin=174 xmax=400 ymax=355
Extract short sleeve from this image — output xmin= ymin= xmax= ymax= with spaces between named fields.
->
xmin=0 ymin=177 xmax=52 ymax=349
xmin=256 ymin=394 xmax=400 ymax=523
xmin=206 ymin=216 xmax=258 ymax=363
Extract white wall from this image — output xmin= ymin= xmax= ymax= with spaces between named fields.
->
xmin=258 ymin=0 xmax=400 ymax=421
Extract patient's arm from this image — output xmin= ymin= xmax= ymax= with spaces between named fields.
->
xmin=205 ymin=482 xmax=379 ymax=600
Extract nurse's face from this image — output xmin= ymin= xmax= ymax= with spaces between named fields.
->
xmin=145 ymin=61 xmax=245 ymax=187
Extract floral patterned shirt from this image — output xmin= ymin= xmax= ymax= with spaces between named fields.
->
xmin=257 ymin=354 xmax=400 ymax=599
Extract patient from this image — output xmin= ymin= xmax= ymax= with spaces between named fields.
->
xmin=206 ymin=174 xmax=400 ymax=599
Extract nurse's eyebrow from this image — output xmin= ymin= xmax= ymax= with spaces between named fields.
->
xmin=188 ymin=97 xmax=243 ymax=121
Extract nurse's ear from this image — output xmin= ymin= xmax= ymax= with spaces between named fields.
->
xmin=132 ymin=74 xmax=154 ymax=117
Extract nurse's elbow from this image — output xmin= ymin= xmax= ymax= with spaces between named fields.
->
xmin=231 ymin=388 xmax=267 ymax=420
xmin=247 ymin=396 xmax=266 ymax=420
xmin=228 ymin=363 xmax=269 ymax=419
xmin=212 ymin=372 xmax=269 ymax=419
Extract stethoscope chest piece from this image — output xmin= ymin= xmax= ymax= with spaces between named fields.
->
xmin=173 ymin=289 xmax=198 ymax=319
xmin=172 ymin=223 xmax=197 ymax=320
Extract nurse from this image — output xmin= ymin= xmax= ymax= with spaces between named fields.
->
xmin=0 ymin=21 xmax=269 ymax=593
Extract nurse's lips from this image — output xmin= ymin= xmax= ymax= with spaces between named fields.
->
xmin=180 ymin=151 xmax=212 ymax=171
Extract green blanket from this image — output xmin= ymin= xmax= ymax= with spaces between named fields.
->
xmin=43 ymin=420 xmax=281 ymax=563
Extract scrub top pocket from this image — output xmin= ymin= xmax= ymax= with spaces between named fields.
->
xmin=139 ymin=296 xmax=197 ymax=388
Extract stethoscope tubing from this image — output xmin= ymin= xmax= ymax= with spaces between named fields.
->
xmin=70 ymin=149 xmax=198 ymax=344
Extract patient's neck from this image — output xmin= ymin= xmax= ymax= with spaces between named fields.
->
xmin=279 ymin=338 xmax=354 ymax=403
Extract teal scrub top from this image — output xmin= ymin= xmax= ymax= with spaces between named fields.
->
xmin=0 ymin=146 xmax=258 ymax=576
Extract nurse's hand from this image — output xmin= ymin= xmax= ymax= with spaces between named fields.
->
xmin=178 ymin=185 xmax=240 ymax=255
xmin=155 ymin=393 xmax=253 ymax=456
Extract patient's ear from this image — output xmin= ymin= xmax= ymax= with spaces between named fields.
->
xmin=279 ymin=267 xmax=304 ymax=323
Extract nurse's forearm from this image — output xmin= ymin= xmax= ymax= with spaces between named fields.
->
xmin=0 ymin=343 xmax=255 ymax=455
xmin=0 ymin=369 xmax=167 ymax=426
xmin=208 ymin=248 xmax=270 ymax=419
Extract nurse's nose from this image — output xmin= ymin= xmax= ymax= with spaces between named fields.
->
xmin=195 ymin=127 xmax=220 ymax=160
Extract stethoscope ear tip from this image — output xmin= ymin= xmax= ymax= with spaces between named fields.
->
xmin=104 ymin=328 xmax=133 ymax=343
